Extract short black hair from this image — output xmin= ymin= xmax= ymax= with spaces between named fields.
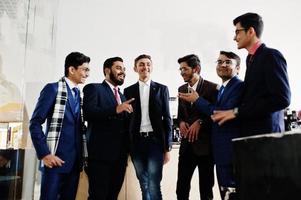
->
xmin=103 ymin=57 xmax=123 ymax=76
xmin=177 ymin=54 xmax=201 ymax=69
xmin=64 ymin=52 xmax=90 ymax=77
xmin=233 ymin=12 xmax=264 ymax=38
xmin=134 ymin=54 xmax=152 ymax=66
xmin=220 ymin=51 xmax=241 ymax=66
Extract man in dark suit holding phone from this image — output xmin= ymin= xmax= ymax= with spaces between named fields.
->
xmin=176 ymin=54 xmax=218 ymax=200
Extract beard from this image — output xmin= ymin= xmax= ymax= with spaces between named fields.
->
xmin=183 ymin=73 xmax=194 ymax=83
xmin=110 ymin=71 xmax=124 ymax=85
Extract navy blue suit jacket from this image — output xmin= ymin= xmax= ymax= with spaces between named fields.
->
xmin=195 ymin=76 xmax=244 ymax=165
xmin=83 ymin=81 xmax=129 ymax=161
xmin=30 ymin=82 xmax=83 ymax=173
xmin=124 ymin=81 xmax=172 ymax=152
xmin=239 ymin=44 xmax=291 ymax=136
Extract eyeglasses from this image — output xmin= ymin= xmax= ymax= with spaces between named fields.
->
xmin=78 ymin=67 xmax=90 ymax=72
xmin=179 ymin=67 xmax=191 ymax=72
xmin=235 ymin=28 xmax=246 ymax=35
xmin=216 ymin=59 xmax=233 ymax=66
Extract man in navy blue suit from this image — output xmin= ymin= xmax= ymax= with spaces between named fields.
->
xmin=211 ymin=13 xmax=291 ymax=137
xmin=83 ymin=57 xmax=134 ymax=200
xmin=124 ymin=54 xmax=172 ymax=200
xmin=179 ymin=51 xmax=244 ymax=200
xmin=30 ymin=52 xmax=90 ymax=200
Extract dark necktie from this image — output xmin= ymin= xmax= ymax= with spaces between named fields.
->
xmin=217 ymin=85 xmax=225 ymax=102
xmin=247 ymin=54 xmax=254 ymax=67
xmin=73 ymin=87 xmax=80 ymax=113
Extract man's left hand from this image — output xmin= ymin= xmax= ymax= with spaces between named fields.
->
xmin=187 ymin=120 xmax=201 ymax=142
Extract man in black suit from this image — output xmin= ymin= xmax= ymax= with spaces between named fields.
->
xmin=124 ymin=54 xmax=172 ymax=200
xmin=83 ymin=57 xmax=134 ymax=200
xmin=176 ymin=54 xmax=218 ymax=200
xmin=211 ymin=13 xmax=291 ymax=137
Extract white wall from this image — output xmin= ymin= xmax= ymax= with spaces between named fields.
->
xmin=54 ymin=0 xmax=301 ymax=109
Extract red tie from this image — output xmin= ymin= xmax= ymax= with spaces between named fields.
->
xmin=114 ymin=87 xmax=121 ymax=104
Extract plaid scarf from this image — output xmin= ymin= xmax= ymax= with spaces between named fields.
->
xmin=47 ymin=77 xmax=67 ymax=154
xmin=47 ymin=77 xmax=88 ymax=161
xmin=80 ymin=98 xmax=88 ymax=163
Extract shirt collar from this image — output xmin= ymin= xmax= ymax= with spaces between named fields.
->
xmin=138 ymin=79 xmax=151 ymax=87
xmin=189 ymin=78 xmax=199 ymax=91
xmin=222 ymin=79 xmax=231 ymax=87
xmin=105 ymin=80 xmax=118 ymax=91
xmin=248 ymin=41 xmax=262 ymax=55
xmin=65 ymin=77 xmax=78 ymax=90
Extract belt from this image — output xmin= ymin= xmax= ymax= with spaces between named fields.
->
xmin=139 ymin=131 xmax=154 ymax=137
xmin=221 ymin=187 xmax=236 ymax=200
xmin=220 ymin=186 xmax=236 ymax=193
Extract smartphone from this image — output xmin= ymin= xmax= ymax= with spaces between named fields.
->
xmin=188 ymin=87 xmax=193 ymax=93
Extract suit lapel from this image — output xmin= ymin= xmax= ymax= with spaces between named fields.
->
xmin=182 ymin=83 xmax=192 ymax=108
xmin=218 ymin=76 xmax=238 ymax=104
xmin=193 ymin=77 xmax=204 ymax=108
xmin=196 ymin=77 xmax=204 ymax=94
xmin=134 ymin=82 xmax=141 ymax=111
xmin=131 ymin=82 xmax=141 ymax=123
xmin=149 ymin=81 xmax=157 ymax=111
xmin=119 ymin=90 xmax=126 ymax=103
xmin=131 ymin=82 xmax=142 ymax=128
xmin=102 ymin=80 xmax=118 ymax=106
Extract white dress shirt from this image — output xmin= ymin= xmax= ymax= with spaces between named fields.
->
xmin=139 ymin=79 xmax=153 ymax=132
xmin=188 ymin=78 xmax=199 ymax=92
xmin=188 ymin=79 xmax=200 ymax=104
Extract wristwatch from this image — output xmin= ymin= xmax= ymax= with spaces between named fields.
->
xmin=233 ymin=107 xmax=239 ymax=117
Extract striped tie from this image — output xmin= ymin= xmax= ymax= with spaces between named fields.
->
xmin=217 ymin=85 xmax=225 ymax=102
xmin=73 ymin=87 xmax=80 ymax=113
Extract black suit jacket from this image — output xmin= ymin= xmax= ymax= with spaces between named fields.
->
xmin=124 ymin=81 xmax=172 ymax=152
xmin=239 ymin=43 xmax=291 ymax=136
xmin=83 ymin=81 xmax=129 ymax=161
xmin=178 ymin=77 xmax=218 ymax=156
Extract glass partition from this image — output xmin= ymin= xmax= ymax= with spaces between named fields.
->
xmin=0 ymin=0 xmax=58 ymax=199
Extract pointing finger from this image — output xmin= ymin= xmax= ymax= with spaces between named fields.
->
xmin=125 ymin=98 xmax=135 ymax=104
